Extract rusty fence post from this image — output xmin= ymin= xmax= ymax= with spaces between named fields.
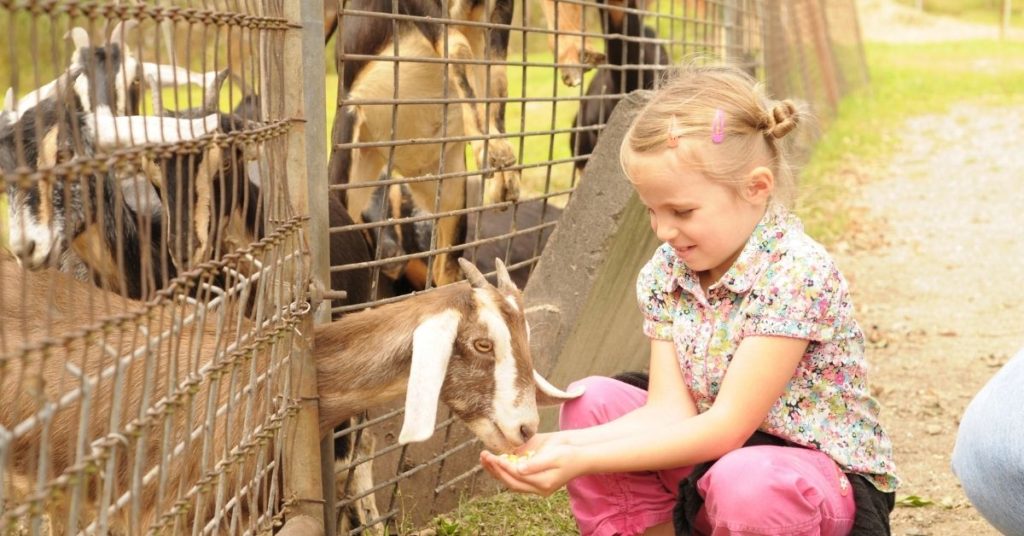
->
xmin=276 ymin=0 xmax=329 ymax=534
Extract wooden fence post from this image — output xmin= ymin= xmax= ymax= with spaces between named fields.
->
xmin=276 ymin=0 xmax=328 ymax=534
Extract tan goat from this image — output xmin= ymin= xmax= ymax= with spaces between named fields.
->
xmin=0 ymin=257 xmax=581 ymax=534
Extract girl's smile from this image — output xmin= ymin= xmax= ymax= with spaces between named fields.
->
xmin=673 ymin=244 xmax=697 ymax=259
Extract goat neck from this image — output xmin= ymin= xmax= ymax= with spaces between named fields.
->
xmin=313 ymin=282 xmax=474 ymax=434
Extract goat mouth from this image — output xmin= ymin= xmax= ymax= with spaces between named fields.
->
xmin=16 ymin=248 xmax=58 ymax=271
xmin=488 ymin=420 xmax=519 ymax=453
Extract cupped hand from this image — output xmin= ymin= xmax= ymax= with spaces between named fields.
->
xmin=479 ymin=441 xmax=581 ymax=497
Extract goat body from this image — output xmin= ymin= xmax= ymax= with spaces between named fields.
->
xmin=328 ymin=0 xmax=523 ymax=288
xmin=360 ymin=184 xmax=561 ymax=293
xmin=0 ymin=257 xmax=580 ymax=534
xmin=471 ymin=198 xmax=562 ymax=290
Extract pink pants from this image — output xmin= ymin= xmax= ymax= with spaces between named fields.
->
xmin=559 ymin=376 xmax=856 ymax=536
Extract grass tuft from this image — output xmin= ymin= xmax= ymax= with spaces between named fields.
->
xmin=423 ymin=489 xmax=577 ymax=536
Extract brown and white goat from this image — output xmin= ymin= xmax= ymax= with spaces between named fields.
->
xmin=328 ymin=0 xmax=525 ymax=288
xmin=0 ymin=256 xmax=581 ymax=534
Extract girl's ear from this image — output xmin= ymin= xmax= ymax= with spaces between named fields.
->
xmin=743 ymin=166 xmax=775 ymax=203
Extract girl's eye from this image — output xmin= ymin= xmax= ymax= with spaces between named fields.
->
xmin=673 ymin=208 xmax=693 ymax=217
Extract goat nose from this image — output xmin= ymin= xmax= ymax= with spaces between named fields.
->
xmin=16 ymin=238 xmax=36 ymax=258
xmin=519 ymin=424 xmax=535 ymax=442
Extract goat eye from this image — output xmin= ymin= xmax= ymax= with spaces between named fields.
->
xmin=473 ymin=339 xmax=494 ymax=353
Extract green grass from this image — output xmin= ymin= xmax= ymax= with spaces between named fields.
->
xmin=795 ymin=39 xmax=1024 ymax=243
xmin=893 ymin=0 xmax=1024 ymax=28
xmin=505 ymin=51 xmax=593 ymax=197
xmin=423 ymin=489 xmax=577 ymax=536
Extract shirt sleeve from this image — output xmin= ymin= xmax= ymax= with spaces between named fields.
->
xmin=636 ymin=246 xmax=677 ymax=341
xmin=743 ymin=244 xmax=851 ymax=342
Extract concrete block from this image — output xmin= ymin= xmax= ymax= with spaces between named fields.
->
xmin=524 ymin=90 xmax=661 ymax=394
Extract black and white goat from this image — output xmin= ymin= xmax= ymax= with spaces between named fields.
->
xmin=2 ymin=25 xmax=225 ymax=298
xmin=0 ymin=256 xmax=582 ymax=534
xmin=570 ymin=0 xmax=670 ymax=171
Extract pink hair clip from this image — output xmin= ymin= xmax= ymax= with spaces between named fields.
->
xmin=711 ymin=108 xmax=726 ymax=144
xmin=666 ymin=117 xmax=680 ymax=148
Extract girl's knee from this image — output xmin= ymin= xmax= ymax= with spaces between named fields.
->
xmin=699 ymin=447 xmax=850 ymax=532
xmin=701 ymin=448 xmax=794 ymax=508
xmin=558 ymin=376 xmax=646 ymax=431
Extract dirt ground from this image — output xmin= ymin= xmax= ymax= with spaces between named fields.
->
xmin=832 ymin=3 xmax=1024 ymax=535
xmin=833 ymin=102 xmax=1023 ymax=536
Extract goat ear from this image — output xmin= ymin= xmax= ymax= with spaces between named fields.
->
xmin=2 ymin=88 xmax=12 ymax=113
xmin=458 ymin=257 xmax=488 ymax=289
xmin=94 ymin=112 xmax=220 ymax=147
xmin=398 ymin=310 xmax=462 ymax=445
xmin=533 ymin=369 xmax=584 ymax=406
xmin=494 ymin=258 xmax=517 ymax=292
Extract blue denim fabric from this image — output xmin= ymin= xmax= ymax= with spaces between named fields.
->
xmin=952 ymin=348 xmax=1024 ymax=535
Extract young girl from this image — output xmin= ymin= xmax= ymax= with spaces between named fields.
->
xmin=480 ymin=65 xmax=899 ymax=535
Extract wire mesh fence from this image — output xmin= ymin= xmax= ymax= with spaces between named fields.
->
xmin=0 ymin=1 xmax=320 ymax=534
xmin=0 ymin=0 xmax=868 ymax=534
xmin=323 ymin=0 xmax=868 ymax=534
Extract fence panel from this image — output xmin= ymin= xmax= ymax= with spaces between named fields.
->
xmin=0 ymin=1 xmax=320 ymax=534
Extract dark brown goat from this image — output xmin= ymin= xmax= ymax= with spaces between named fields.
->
xmin=571 ymin=0 xmax=671 ymax=171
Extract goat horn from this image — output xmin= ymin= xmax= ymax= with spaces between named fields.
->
xmin=64 ymin=27 xmax=90 ymax=50
xmin=2 ymin=88 xmax=13 ymax=113
xmin=457 ymin=257 xmax=488 ymax=289
xmin=493 ymin=258 xmax=516 ymax=292
xmin=202 ymin=69 xmax=234 ymax=112
xmin=108 ymin=19 xmax=139 ymax=47
xmin=533 ymin=369 xmax=585 ymax=406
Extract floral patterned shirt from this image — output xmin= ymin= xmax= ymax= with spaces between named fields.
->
xmin=636 ymin=204 xmax=899 ymax=492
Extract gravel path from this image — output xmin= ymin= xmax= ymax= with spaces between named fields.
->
xmin=832 ymin=103 xmax=1024 ymax=535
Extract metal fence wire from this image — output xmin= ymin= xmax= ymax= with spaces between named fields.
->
xmin=0 ymin=0 xmax=868 ymax=535
xmin=0 ymin=1 xmax=322 ymax=535
xmin=323 ymin=0 xmax=867 ymax=534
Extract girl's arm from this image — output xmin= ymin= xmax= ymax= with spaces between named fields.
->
xmin=573 ymin=335 xmax=809 ymax=473
xmin=484 ymin=335 xmax=808 ymax=495
xmin=554 ymin=338 xmax=699 ymax=447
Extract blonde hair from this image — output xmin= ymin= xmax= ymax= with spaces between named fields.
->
xmin=620 ymin=64 xmax=802 ymax=205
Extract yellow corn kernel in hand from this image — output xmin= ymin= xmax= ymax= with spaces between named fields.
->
xmin=498 ymin=451 xmax=534 ymax=464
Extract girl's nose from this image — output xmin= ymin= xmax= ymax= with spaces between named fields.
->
xmin=654 ymin=222 xmax=677 ymax=243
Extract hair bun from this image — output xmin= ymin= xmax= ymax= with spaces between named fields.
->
xmin=763 ymin=100 xmax=798 ymax=139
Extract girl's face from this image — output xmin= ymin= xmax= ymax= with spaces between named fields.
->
xmin=626 ymin=146 xmax=772 ymax=287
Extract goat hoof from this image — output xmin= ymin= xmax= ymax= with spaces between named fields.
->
xmin=582 ymin=49 xmax=607 ymax=68
xmin=482 ymin=140 xmax=517 ymax=171
xmin=560 ymin=68 xmax=583 ymax=88
xmin=486 ymin=169 xmax=520 ymax=205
